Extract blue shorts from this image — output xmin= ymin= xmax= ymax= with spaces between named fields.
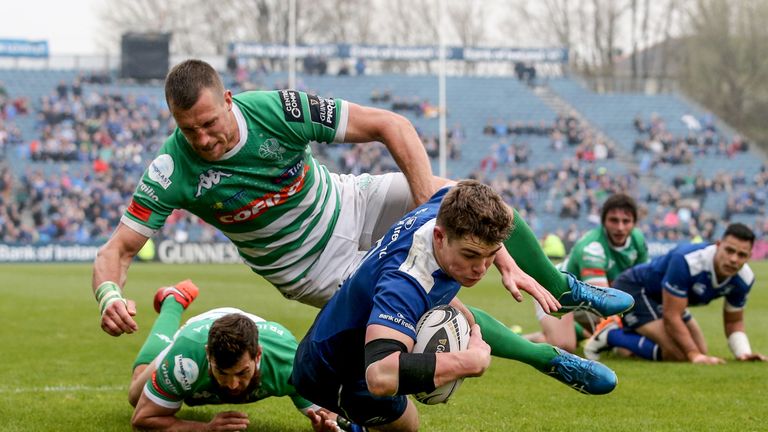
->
xmin=614 ymin=272 xmax=692 ymax=330
xmin=291 ymin=339 xmax=408 ymax=427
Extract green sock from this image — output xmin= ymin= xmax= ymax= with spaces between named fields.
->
xmin=132 ymin=298 xmax=184 ymax=370
xmin=503 ymin=209 xmax=569 ymax=298
xmin=574 ymin=322 xmax=587 ymax=341
xmin=469 ymin=306 xmax=558 ymax=371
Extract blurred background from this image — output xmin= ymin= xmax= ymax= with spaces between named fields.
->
xmin=1 ymin=0 xmax=767 ymax=264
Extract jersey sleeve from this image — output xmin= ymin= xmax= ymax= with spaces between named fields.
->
xmin=725 ymin=266 xmax=754 ymax=310
xmin=661 ymin=253 xmax=692 ymax=298
xmin=121 ymin=142 xmax=185 ymax=237
xmin=368 ymin=271 xmax=431 ymax=341
xmin=236 ymin=90 xmax=348 ymax=149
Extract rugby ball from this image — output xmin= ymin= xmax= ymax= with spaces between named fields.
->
xmin=412 ymin=305 xmax=470 ymax=404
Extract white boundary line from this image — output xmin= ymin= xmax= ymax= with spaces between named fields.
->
xmin=0 ymin=385 xmax=125 ymax=394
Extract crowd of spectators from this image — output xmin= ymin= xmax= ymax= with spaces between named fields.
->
xmin=632 ymin=112 xmax=750 ymax=174
xmin=1 ymin=76 xmax=767 ymax=253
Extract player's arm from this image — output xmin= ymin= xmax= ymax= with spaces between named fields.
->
xmin=723 ymin=308 xmax=768 ymax=362
xmin=363 ymin=323 xmax=490 ymax=397
xmin=92 ymin=222 xmax=148 ymax=336
xmin=662 ymin=291 xmax=723 ymax=364
xmin=343 ymin=102 xmax=442 ymax=205
xmin=132 ymin=393 xmax=249 ymax=431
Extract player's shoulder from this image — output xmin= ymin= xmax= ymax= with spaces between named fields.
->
xmin=629 ymin=228 xmax=647 ymax=245
xmin=256 ymin=320 xmax=297 ymax=341
xmin=677 ymin=243 xmax=713 ymax=275
xmin=736 ymin=263 xmax=755 ymax=286
xmin=573 ymin=230 xmax=607 ymax=257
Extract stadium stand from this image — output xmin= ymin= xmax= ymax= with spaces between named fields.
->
xmin=0 ymin=68 xmax=766 ymax=250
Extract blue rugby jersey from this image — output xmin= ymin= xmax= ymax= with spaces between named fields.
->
xmin=627 ymin=243 xmax=753 ymax=309
xmin=304 ymin=187 xmax=461 ymax=378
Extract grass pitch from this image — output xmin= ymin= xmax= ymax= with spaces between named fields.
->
xmin=1 ymin=262 xmax=766 ymax=431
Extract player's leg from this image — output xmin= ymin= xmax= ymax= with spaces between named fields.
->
xmin=634 ymin=320 xmax=686 ymax=361
xmin=585 ymin=278 xmax=661 ymax=361
xmin=466 ymin=305 xmax=616 ymax=395
xmin=129 ymin=280 xmax=199 ymax=404
xmin=369 ymin=400 xmax=418 ymax=432
xmin=535 ymin=300 xmax=579 ymax=352
xmin=502 ymin=208 xmax=633 ymax=316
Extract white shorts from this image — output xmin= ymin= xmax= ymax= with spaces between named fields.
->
xmin=291 ymin=172 xmax=413 ymax=307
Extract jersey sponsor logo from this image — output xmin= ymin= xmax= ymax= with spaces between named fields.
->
xmin=127 ymin=199 xmax=152 ymax=222
xmin=216 ymin=164 xmax=309 ymax=224
xmin=259 ymin=137 xmax=286 ymax=161
xmin=138 ymin=181 xmax=159 ymax=201
xmin=195 ymin=169 xmax=232 ymax=198
xmin=213 ymin=189 xmax=247 ymax=209
xmin=273 ymin=158 xmax=304 ymax=184
xmin=278 ymin=89 xmax=304 ymax=122
xmin=148 ymin=154 xmax=174 ymax=189
xmin=377 ymin=312 xmax=416 ymax=333
xmin=158 ymin=360 xmax=180 ymax=394
xmin=151 ymin=370 xmax=177 ymax=399
xmin=308 ymin=94 xmax=336 ymax=128
xmin=173 ymin=355 xmax=199 ymax=391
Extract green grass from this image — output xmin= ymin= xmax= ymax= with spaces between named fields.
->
xmin=1 ymin=262 xmax=767 ymax=431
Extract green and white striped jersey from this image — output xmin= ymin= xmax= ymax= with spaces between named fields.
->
xmin=123 ymin=90 xmax=348 ymax=292
xmin=145 ymin=312 xmax=311 ymax=411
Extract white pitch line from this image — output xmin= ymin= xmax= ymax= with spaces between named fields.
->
xmin=0 ymin=385 xmax=125 ymax=394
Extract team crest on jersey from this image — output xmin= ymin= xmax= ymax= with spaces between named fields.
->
xmin=692 ymin=282 xmax=707 ymax=296
xmin=259 ymin=138 xmax=286 ymax=160
xmin=195 ymin=169 xmax=232 ymax=198
xmin=148 ymin=154 xmax=174 ymax=189
xmin=173 ymin=355 xmax=199 ymax=391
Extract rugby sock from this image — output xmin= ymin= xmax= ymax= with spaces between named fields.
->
xmin=469 ymin=306 xmax=558 ymax=370
xmin=606 ymin=329 xmax=660 ymax=361
xmin=574 ymin=322 xmax=588 ymax=341
xmin=503 ymin=209 xmax=568 ymax=298
xmin=132 ymin=298 xmax=184 ymax=369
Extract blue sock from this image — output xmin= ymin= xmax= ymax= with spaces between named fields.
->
xmin=606 ymin=329 xmax=661 ymax=361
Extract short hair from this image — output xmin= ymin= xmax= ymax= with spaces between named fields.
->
xmin=436 ymin=180 xmax=513 ymax=245
xmin=723 ymin=223 xmax=755 ymax=245
xmin=207 ymin=314 xmax=260 ymax=370
xmin=165 ymin=59 xmax=225 ymax=110
xmin=601 ymin=193 xmax=639 ymax=225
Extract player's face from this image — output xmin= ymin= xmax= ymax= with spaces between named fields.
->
xmin=209 ymin=351 xmax=260 ymax=397
xmin=434 ymin=229 xmax=502 ymax=287
xmin=603 ymin=208 xmax=635 ymax=247
xmin=172 ymin=88 xmax=238 ymax=161
xmin=714 ymin=235 xmax=752 ymax=278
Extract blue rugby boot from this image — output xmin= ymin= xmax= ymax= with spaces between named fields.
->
xmin=554 ymin=272 xmax=634 ymax=317
xmin=546 ymin=348 xmax=617 ymax=395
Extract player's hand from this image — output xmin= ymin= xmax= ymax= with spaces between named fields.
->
xmin=690 ymin=353 xmax=726 ymax=365
xmin=100 ymin=298 xmax=138 ymax=336
xmin=736 ymin=352 xmax=768 ymax=362
xmin=498 ymin=255 xmax=560 ymax=313
xmin=307 ymin=409 xmax=341 ymax=432
xmin=464 ymin=324 xmax=491 ymax=377
xmin=207 ymin=411 xmax=250 ymax=431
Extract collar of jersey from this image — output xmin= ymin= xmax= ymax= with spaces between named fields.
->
xmin=216 ymin=102 xmax=248 ymax=161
